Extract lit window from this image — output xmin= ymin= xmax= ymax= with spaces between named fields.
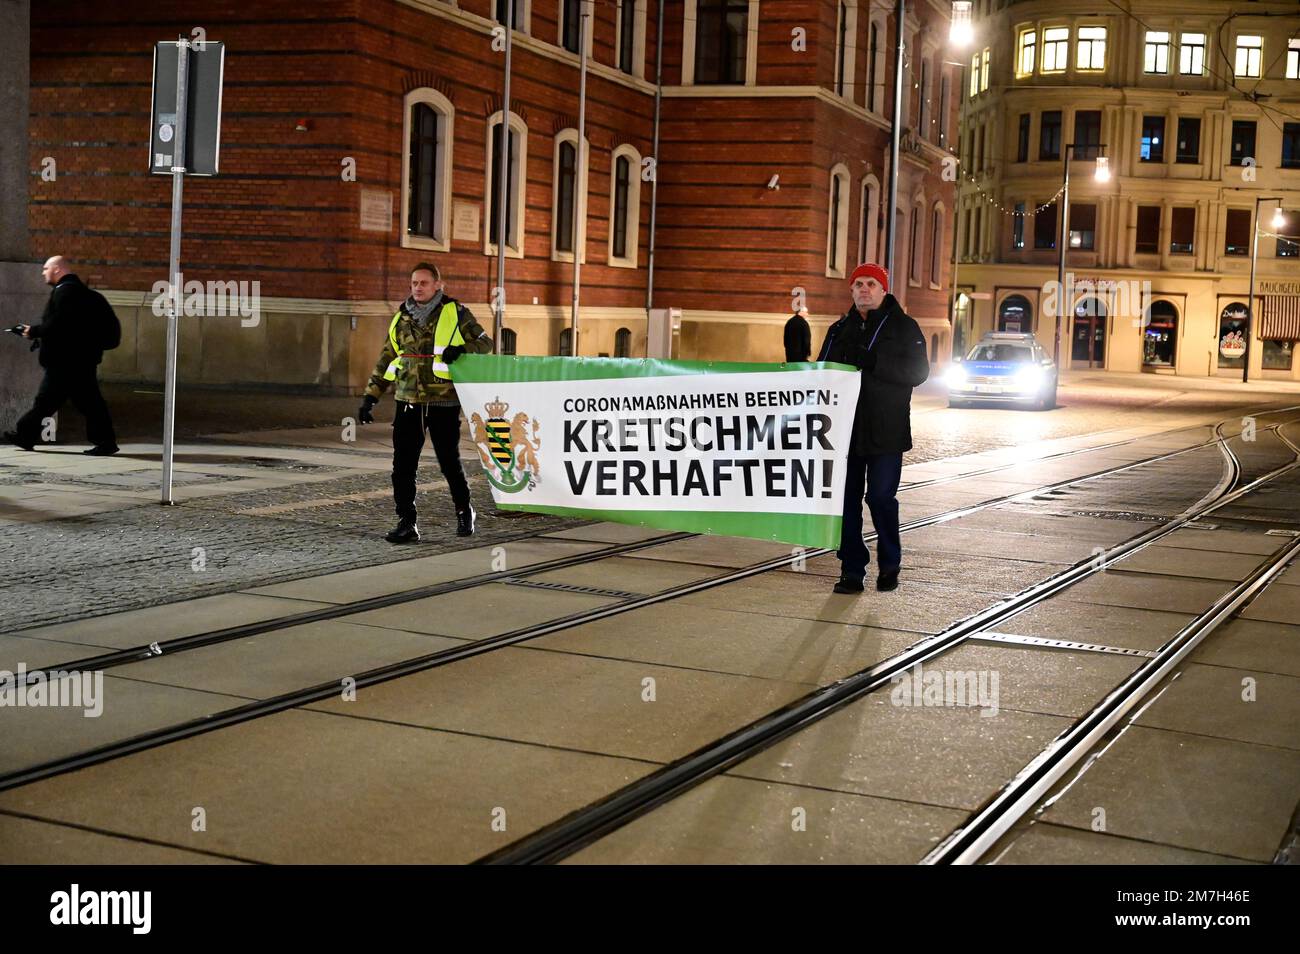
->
xmin=1042 ymin=27 xmax=1069 ymax=72
xmin=1017 ymin=30 xmax=1036 ymax=77
xmin=1077 ymin=26 xmax=1106 ymax=71
xmin=980 ymin=48 xmax=990 ymax=91
xmin=1144 ymin=31 xmax=1169 ymax=74
xmin=1287 ymin=39 xmax=1300 ymax=80
xmin=1235 ymin=35 xmax=1262 ymax=78
xmin=970 ymin=52 xmax=980 ymax=96
xmin=1179 ymin=33 xmax=1205 ymax=75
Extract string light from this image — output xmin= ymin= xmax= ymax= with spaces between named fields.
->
xmin=955 ymin=165 xmax=1067 ymax=216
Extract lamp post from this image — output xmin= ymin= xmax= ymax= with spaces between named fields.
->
xmin=1054 ymin=142 xmax=1109 ymax=367
xmin=883 ymin=0 xmax=906 ymax=277
xmin=1245 ymin=197 xmax=1285 ymax=384
xmin=947 ymin=3 xmax=972 ymax=357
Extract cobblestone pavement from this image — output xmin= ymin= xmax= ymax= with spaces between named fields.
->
xmin=2 ymin=373 xmax=1299 ymax=633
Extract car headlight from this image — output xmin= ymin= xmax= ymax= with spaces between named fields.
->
xmin=944 ymin=366 xmax=969 ymax=389
xmin=1013 ymin=365 xmax=1045 ymax=391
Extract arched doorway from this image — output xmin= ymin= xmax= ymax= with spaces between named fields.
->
xmin=998 ymin=294 xmax=1033 ymax=333
xmin=1143 ymin=300 xmax=1178 ymax=368
xmin=1071 ymin=295 xmax=1107 ymax=367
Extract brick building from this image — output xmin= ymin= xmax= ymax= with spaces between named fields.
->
xmin=28 ymin=0 xmax=958 ymax=392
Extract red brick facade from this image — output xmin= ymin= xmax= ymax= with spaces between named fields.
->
xmin=28 ymin=0 xmax=957 ymax=384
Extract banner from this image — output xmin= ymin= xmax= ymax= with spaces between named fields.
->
xmin=452 ymin=356 xmax=862 ymax=548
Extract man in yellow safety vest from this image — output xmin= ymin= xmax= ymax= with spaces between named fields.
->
xmin=358 ymin=262 xmax=493 ymax=543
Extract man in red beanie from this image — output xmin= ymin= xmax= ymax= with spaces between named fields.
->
xmin=817 ymin=262 xmax=930 ymax=592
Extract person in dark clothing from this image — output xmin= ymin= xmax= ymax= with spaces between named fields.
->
xmin=3 ymin=256 xmax=119 ymax=455
xmin=357 ymin=262 xmax=493 ymax=543
xmin=784 ymin=307 xmax=811 ymax=363
xmin=818 ymin=262 xmax=929 ymax=593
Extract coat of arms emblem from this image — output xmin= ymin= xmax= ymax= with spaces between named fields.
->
xmin=471 ymin=397 xmax=540 ymax=493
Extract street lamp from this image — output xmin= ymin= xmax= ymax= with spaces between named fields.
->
xmin=950 ymin=2 xmax=973 ymax=47
xmin=1245 ymin=196 xmax=1285 ymax=384
xmin=1053 ymin=142 xmax=1110 ymax=366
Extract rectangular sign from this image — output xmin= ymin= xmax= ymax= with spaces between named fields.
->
xmin=452 ymin=356 xmax=863 ymax=549
xmin=150 ymin=40 xmax=225 ymax=176
xmin=359 ymin=188 xmax=393 ymax=232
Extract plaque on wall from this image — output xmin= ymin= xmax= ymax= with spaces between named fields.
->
xmin=454 ymin=201 xmax=481 ymax=242
xmin=359 ymin=188 xmax=393 ymax=233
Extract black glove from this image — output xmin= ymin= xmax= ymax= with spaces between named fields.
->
xmin=442 ymin=344 xmax=465 ymax=365
xmin=855 ymin=347 xmax=878 ymax=373
xmin=358 ymin=394 xmax=377 ymax=425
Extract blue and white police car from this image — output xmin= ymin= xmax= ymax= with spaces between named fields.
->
xmin=943 ymin=332 xmax=1058 ymax=411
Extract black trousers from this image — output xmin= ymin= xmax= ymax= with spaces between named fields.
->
xmin=837 ymin=452 xmax=904 ymax=580
xmin=392 ymin=402 xmax=471 ymax=519
xmin=14 ymin=367 xmax=117 ymax=449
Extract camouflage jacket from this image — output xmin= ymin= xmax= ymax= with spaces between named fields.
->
xmin=364 ymin=295 xmax=492 ymax=405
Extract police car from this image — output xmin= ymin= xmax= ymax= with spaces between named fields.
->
xmin=943 ymin=332 xmax=1058 ymax=410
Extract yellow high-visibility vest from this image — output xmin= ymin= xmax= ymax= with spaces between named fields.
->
xmin=383 ymin=300 xmax=465 ymax=382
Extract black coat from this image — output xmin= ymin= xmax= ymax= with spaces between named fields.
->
xmin=818 ymin=294 xmax=930 ymax=456
xmin=26 ymin=274 xmax=111 ymax=370
xmin=783 ymin=313 xmax=811 ymax=362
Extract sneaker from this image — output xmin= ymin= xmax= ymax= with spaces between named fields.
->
xmin=385 ymin=517 xmax=420 ymax=544
xmin=456 ymin=504 xmax=476 ymax=537
xmin=2 ymin=432 xmax=35 ymax=451
xmin=83 ymin=445 xmax=119 ymax=456
xmin=876 ymin=569 xmax=900 ymax=592
xmin=832 ymin=575 xmax=864 ymax=594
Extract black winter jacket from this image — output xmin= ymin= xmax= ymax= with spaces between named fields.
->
xmin=783 ymin=313 xmax=811 ymax=362
xmin=26 ymin=274 xmax=111 ymax=370
xmin=818 ymin=294 xmax=930 ymax=456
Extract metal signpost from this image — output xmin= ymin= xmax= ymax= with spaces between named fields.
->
xmin=149 ymin=37 xmax=224 ymax=504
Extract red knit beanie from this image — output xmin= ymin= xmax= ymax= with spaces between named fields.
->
xmin=848 ymin=262 xmax=889 ymax=292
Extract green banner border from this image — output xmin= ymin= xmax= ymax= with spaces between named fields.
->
xmin=453 ymin=354 xmax=858 ymax=384
xmin=493 ymin=503 xmax=842 ymax=550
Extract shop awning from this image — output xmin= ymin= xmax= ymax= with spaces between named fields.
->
xmin=1260 ymin=295 xmax=1300 ymax=340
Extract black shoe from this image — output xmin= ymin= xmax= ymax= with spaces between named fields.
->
xmin=456 ymin=505 xmax=476 ymax=537
xmin=833 ymin=575 xmax=864 ymax=594
xmin=83 ymin=445 xmax=119 ymax=456
xmin=385 ymin=517 xmax=420 ymax=544
xmin=2 ymin=432 xmax=35 ymax=451
xmin=876 ymin=569 xmax=900 ymax=592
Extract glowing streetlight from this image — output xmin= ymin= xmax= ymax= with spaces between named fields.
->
xmin=1094 ymin=156 xmax=1111 ymax=183
xmin=950 ymin=2 xmax=974 ymax=47
xmin=1271 ymin=207 xmax=1286 ymax=230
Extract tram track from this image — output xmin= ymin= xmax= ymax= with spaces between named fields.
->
xmin=0 ymin=412 xmax=1290 ymax=801
xmin=474 ymin=421 xmax=1300 ymax=864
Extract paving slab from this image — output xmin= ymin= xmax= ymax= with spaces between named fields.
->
xmin=942 ymin=509 xmax=1140 ymax=545
xmin=991 ymin=821 xmax=1253 ymax=865
xmin=674 ymin=572 xmax=989 ymax=636
xmin=1190 ymin=618 xmax=1300 ymax=677
xmin=309 ymin=647 xmax=810 ymax=764
xmin=999 ymin=601 xmax=1194 ymax=652
xmin=1106 ymin=544 xmax=1265 ymax=582
xmin=518 ymin=555 xmax=723 ymax=594
xmin=1239 ymin=583 xmax=1300 ymax=625
xmin=0 ymin=709 xmax=650 ymax=864
xmin=1055 ymin=571 xmax=1232 ymax=615
xmin=1039 ymin=725 xmax=1300 ymax=862
xmin=0 ymin=631 xmax=119 ymax=673
xmin=540 ymin=523 xmax=679 ymax=545
xmin=6 ymin=592 xmax=334 ymax=649
xmin=901 ymin=525 xmax=1103 ymax=564
xmin=0 ymin=676 xmax=251 ymax=774
xmin=529 ymin=602 xmax=925 ymax=684
xmin=1165 ymin=526 xmax=1289 ymax=556
xmin=0 ymin=813 xmax=244 ymax=865
xmin=347 ymin=582 xmax=621 ymax=639
xmin=565 ymin=773 xmax=968 ymax=865
xmin=932 ymin=642 xmax=1141 ymax=719
xmin=109 ymin=620 xmax=466 ymax=700
xmin=1134 ymin=663 xmax=1300 ymax=750
xmin=624 ymin=534 xmax=800 ymax=569
xmin=727 ymin=694 xmax=1072 ymax=811
xmin=242 ymin=555 xmax=495 ymax=604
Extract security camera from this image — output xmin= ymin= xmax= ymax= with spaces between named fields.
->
xmin=767 ymin=174 xmax=780 ymax=190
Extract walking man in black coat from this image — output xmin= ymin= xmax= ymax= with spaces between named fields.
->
xmin=784 ymin=307 xmax=811 ymax=363
xmin=818 ymin=263 xmax=929 ymax=593
xmin=3 ymin=256 xmax=119 ymax=455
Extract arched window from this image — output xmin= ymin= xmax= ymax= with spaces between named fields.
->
xmin=401 ymin=89 xmax=454 ymax=251
xmin=909 ymin=200 xmax=924 ymax=284
xmin=826 ymin=164 xmax=851 ymax=277
xmin=609 ymin=144 xmax=643 ymax=267
xmin=859 ymin=175 xmax=880 ymax=264
xmin=500 ymin=327 xmax=518 ymax=356
xmin=1072 ymin=294 xmax=1107 ymax=365
xmin=1143 ymin=300 xmax=1178 ymax=367
xmin=485 ymin=111 xmax=527 ymax=257
xmin=615 ymin=327 xmax=632 ymax=357
xmin=998 ymin=294 xmax=1033 ymax=332
xmin=930 ymin=203 xmax=945 ymax=286
xmin=552 ymin=129 xmax=589 ymax=262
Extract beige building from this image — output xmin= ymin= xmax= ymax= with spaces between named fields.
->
xmin=955 ymin=0 xmax=1300 ymax=380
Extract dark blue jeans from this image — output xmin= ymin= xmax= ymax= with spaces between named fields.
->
xmin=837 ymin=452 xmax=903 ymax=580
